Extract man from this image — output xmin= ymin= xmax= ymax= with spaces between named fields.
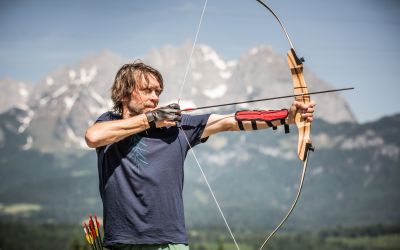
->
xmin=85 ymin=61 xmax=315 ymax=250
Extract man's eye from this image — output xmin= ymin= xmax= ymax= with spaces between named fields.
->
xmin=141 ymin=88 xmax=160 ymax=95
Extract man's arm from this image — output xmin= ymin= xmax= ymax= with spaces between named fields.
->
xmin=85 ymin=104 xmax=181 ymax=148
xmin=201 ymin=101 xmax=315 ymax=139
xmin=85 ymin=114 xmax=150 ymax=148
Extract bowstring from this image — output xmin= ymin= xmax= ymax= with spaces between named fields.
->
xmin=176 ymin=0 xmax=240 ymax=249
xmin=181 ymin=131 xmax=240 ymax=250
xmin=177 ymin=0 xmax=208 ymax=103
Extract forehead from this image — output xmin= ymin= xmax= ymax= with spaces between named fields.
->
xmin=135 ymin=71 xmax=161 ymax=89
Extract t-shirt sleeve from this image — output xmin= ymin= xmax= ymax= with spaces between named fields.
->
xmin=94 ymin=111 xmax=121 ymax=153
xmin=180 ymin=114 xmax=211 ymax=147
xmin=95 ymin=111 xmax=121 ymax=123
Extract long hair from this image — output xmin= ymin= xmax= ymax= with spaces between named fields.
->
xmin=111 ymin=60 xmax=163 ymax=115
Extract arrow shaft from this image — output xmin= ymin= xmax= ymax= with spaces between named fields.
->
xmin=182 ymin=87 xmax=354 ymax=112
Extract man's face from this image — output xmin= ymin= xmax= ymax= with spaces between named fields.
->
xmin=124 ymin=72 xmax=162 ymax=116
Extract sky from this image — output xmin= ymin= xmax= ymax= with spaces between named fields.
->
xmin=0 ymin=0 xmax=399 ymax=123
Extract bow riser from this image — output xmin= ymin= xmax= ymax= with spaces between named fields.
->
xmin=287 ymin=49 xmax=312 ymax=161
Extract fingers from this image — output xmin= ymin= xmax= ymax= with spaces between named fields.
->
xmin=160 ymin=112 xmax=181 ymax=122
xmin=162 ymin=103 xmax=182 ymax=124
xmin=163 ymin=113 xmax=181 ymax=122
xmin=292 ymin=100 xmax=315 ymax=122
xmin=156 ymin=120 xmax=178 ymax=128
xmin=301 ymin=106 xmax=315 ymax=115
xmin=293 ymin=100 xmax=315 ymax=110
xmin=163 ymin=120 xmax=178 ymax=126
xmin=163 ymin=103 xmax=182 ymax=116
xmin=301 ymin=112 xmax=314 ymax=122
xmin=167 ymin=103 xmax=181 ymax=110
xmin=154 ymin=103 xmax=182 ymax=122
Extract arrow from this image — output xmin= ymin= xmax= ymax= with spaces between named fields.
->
xmin=181 ymin=87 xmax=354 ymax=112
xmin=83 ymin=222 xmax=96 ymax=250
xmin=83 ymin=215 xmax=104 ymax=250
xmin=90 ymin=215 xmax=103 ymax=250
xmin=94 ymin=214 xmax=103 ymax=247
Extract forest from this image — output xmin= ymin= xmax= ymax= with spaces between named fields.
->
xmin=1 ymin=221 xmax=399 ymax=250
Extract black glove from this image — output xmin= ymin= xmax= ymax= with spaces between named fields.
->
xmin=145 ymin=103 xmax=181 ymax=129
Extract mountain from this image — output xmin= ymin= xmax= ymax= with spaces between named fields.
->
xmin=0 ymin=44 xmax=355 ymax=153
xmin=24 ymin=50 xmax=126 ymax=152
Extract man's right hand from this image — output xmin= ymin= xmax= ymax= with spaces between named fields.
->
xmin=145 ymin=103 xmax=181 ymax=128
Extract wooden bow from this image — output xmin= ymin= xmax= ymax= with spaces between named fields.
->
xmin=256 ymin=1 xmax=314 ymax=249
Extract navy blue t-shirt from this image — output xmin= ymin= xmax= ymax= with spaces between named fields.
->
xmin=95 ymin=112 xmax=210 ymax=247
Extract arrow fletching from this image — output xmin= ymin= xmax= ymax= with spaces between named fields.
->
xmin=83 ymin=223 xmax=94 ymax=245
xmin=90 ymin=215 xmax=99 ymax=237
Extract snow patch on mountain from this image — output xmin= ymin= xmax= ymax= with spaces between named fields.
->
xmin=205 ymin=151 xmax=240 ymax=167
xmin=379 ymin=145 xmax=399 ymax=160
xmin=73 ymin=66 xmax=97 ymax=85
xmin=203 ymin=84 xmax=227 ymax=99
xmin=341 ymin=130 xmax=384 ymax=149
xmin=192 ymin=72 xmax=203 ymax=81
xmin=19 ymin=86 xmax=29 ymax=97
xmin=65 ymin=125 xmax=87 ymax=149
xmin=208 ymin=136 xmax=228 ymax=150
xmin=52 ymin=85 xmax=68 ymax=99
xmin=219 ymin=71 xmax=231 ymax=79
xmin=17 ymin=109 xmax=34 ymax=133
xmin=200 ymin=45 xmax=227 ymax=70
xmin=69 ymin=69 xmax=77 ymax=79
xmin=46 ymin=76 xmax=54 ymax=86
xmin=250 ymin=47 xmax=259 ymax=55
xmin=22 ymin=136 xmax=33 ymax=150
xmin=258 ymin=146 xmax=296 ymax=160
xmin=227 ymin=60 xmax=237 ymax=67
xmin=311 ymin=166 xmax=324 ymax=176
xmin=64 ymin=94 xmax=79 ymax=113
xmin=0 ymin=78 xmax=32 ymax=114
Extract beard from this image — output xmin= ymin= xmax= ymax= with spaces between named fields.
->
xmin=126 ymin=101 xmax=156 ymax=117
xmin=126 ymin=101 xmax=145 ymax=116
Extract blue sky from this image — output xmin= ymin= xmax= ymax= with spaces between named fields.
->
xmin=0 ymin=0 xmax=399 ymax=123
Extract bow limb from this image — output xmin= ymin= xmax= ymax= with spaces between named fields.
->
xmin=255 ymin=0 xmax=314 ymax=160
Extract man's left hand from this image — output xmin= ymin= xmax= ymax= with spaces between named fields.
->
xmin=287 ymin=100 xmax=316 ymax=124
xmin=146 ymin=103 xmax=182 ymax=128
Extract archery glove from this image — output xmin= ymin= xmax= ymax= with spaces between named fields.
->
xmin=145 ymin=103 xmax=181 ymax=129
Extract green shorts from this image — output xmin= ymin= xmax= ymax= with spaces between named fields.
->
xmin=110 ymin=244 xmax=189 ymax=250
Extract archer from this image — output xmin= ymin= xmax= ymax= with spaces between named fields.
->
xmin=85 ymin=61 xmax=315 ymax=250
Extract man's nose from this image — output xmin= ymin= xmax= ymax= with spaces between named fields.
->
xmin=149 ymin=91 xmax=159 ymax=101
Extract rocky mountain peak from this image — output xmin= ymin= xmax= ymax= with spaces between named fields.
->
xmin=0 ymin=77 xmax=32 ymax=114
